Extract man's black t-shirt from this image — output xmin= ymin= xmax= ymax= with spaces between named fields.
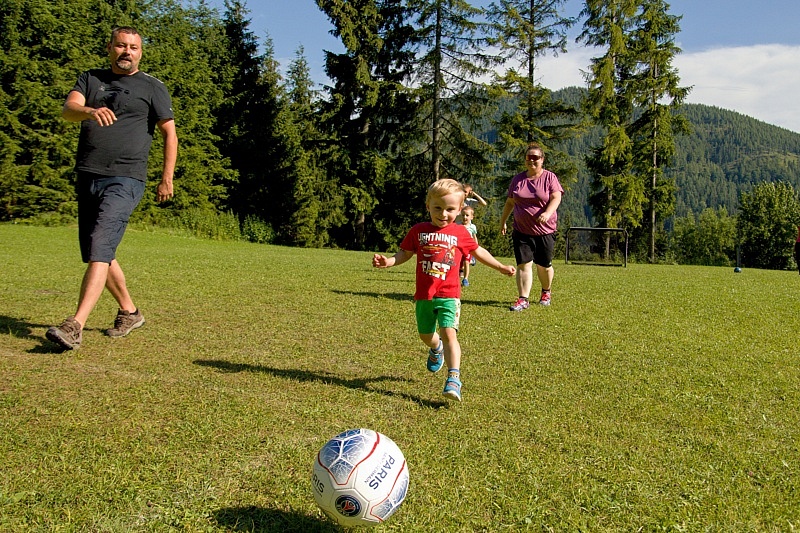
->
xmin=73 ymin=69 xmax=174 ymax=181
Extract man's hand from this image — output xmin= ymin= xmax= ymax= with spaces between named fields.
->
xmin=156 ymin=180 xmax=173 ymax=203
xmin=88 ymin=107 xmax=117 ymax=127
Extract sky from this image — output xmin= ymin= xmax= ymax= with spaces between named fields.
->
xmin=208 ymin=0 xmax=800 ymax=133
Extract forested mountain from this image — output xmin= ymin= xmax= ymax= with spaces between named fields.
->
xmin=547 ymin=87 xmax=800 ymax=228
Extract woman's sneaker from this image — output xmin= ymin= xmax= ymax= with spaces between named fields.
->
xmin=106 ymin=309 xmax=145 ymax=337
xmin=442 ymin=376 xmax=462 ymax=402
xmin=509 ymin=297 xmax=529 ymax=311
xmin=46 ymin=317 xmax=82 ymax=350
xmin=539 ymin=291 xmax=551 ymax=306
xmin=427 ymin=341 xmax=444 ymax=372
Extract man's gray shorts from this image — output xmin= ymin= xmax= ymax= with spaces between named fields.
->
xmin=77 ymin=173 xmax=145 ymax=264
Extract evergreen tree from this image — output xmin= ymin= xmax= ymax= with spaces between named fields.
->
xmin=213 ymin=1 xmax=275 ymax=222
xmin=579 ymin=0 xmax=643 ymax=251
xmin=628 ymin=0 xmax=690 ymax=262
xmin=139 ymin=0 xmax=234 ymax=220
xmin=0 ymin=0 xmax=233 ymax=223
xmin=285 ymin=47 xmax=343 ymax=247
xmin=485 ymin=0 xmax=581 ymax=188
xmin=316 ymin=0 xmax=420 ymax=249
xmin=410 ymin=0 xmax=498 ymax=183
xmin=0 ymin=0 xmax=138 ymax=221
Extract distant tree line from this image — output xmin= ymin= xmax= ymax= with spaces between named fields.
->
xmin=2 ymin=0 xmax=799 ymax=269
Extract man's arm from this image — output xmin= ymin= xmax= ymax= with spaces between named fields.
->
xmin=156 ymin=118 xmax=178 ymax=203
xmin=62 ymin=90 xmax=117 ymax=126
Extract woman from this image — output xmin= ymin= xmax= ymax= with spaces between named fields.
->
xmin=500 ymin=142 xmax=563 ymax=310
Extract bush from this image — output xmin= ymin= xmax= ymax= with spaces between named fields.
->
xmin=241 ymin=215 xmax=274 ymax=244
xmin=172 ymin=208 xmax=242 ymax=241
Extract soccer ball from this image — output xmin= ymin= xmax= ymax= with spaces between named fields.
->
xmin=734 ymin=266 xmax=742 ymax=273
xmin=312 ymin=428 xmax=409 ymax=527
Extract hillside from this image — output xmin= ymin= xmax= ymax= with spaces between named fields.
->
xmin=549 ymin=88 xmax=800 ymax=227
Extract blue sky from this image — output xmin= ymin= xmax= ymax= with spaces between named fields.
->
xmin=208 ymin=0 xmax=800 ymax=133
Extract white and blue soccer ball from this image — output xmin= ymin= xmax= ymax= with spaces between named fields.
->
xmin=312 ymin=428 xmax=409 ymax=527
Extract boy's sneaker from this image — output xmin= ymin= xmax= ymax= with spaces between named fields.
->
xmin=427 ymin=341 xmax=444 ymax=373
xmin=539 ymin=291 xmax=551 ymax=306
xmin=442 ymin=376 xmax=462 ymax=402
xmin=46 ymin=317 xmax=82 ymax=350
xmin=106 ymin=309 xmax=145 ymax=337
xmin=509 ymin=297 xmax=529 ymax=311
xmin=470 ymin=257 xmax=476 ymax=266
xmin=461 ymin=278 xmax=470 ymax=287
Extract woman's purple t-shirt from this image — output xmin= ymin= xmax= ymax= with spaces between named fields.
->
xmin=507 ymin=170 xmax=563 ymax=236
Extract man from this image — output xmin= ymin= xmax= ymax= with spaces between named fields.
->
xmin=46 ymin=26 xmax=178 ymax=350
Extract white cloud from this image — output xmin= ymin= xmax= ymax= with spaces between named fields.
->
xmin=675 ymin=44 xmax=800 ymax=133
xmin=535 ymin=44 xmax=800 ymax=134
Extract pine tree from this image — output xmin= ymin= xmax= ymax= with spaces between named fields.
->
xmin=213 ymin=0 xmax=272 ymax=220
xmin=579 ymin=0 xmax=643 ymax=247
xmin=285 ymin=47 xmax=344 ymax=247
xmin=410 ymin=0 xmax=498 ymax=184
xmin=628 ymin=0 xmax=690 ymax=262
xmin=485 ymin=0 xmax=581 ymax=191
xmin=0 ymin=0 xmax=137 ymax=221
xmin=316 ymin=0 xmax=419 ymax=249
xmin=139 ymin=0 xmax=234 ymax=220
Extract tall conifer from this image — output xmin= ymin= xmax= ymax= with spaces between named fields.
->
xmin=628 ymin=0 xmax=690 ymax=261
xmin=486 ymin=0 xmax=581 ymax=191
xmin=579 ymin=0 xmax=643 ymax=238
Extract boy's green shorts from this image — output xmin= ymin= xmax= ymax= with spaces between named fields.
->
xmin=415 ymin=297 xmax=461 ymax=334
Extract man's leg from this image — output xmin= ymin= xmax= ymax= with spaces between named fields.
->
xmin=106 ymin=259 xmax=136 ymax=313
xmin=46 ymin=261 xmax=108 ymax=349
xmin=105 ymin=258 xmax=145 ymax=337
xmin=74 ymin=261 xmax=110 ymax=327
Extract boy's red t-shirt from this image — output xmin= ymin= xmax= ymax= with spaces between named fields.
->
xmin=400 ymin=222 xmax=478 ymax=300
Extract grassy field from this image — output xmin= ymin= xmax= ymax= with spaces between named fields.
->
xmin=1 ymin=224 xmax=799 ymax=532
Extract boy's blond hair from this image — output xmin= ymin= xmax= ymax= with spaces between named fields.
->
xmin=426 ymin=179 xmax=466 ymax=205
xmin=461 ymin=205 xmax=474 ymax=216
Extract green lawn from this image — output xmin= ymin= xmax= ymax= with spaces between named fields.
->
xmin=1 ymin=224 xmax=799 ymax=532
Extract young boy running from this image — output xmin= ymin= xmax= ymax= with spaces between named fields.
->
xmin=372 ymin=179 xmax=516 ymax=401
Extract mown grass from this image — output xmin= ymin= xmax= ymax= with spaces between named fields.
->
xmin=1 ymin=224 xmax=799 ymax=532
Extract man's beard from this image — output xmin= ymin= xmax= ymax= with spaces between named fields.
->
xmin=115 ymin=57 xmax=135 ymax=72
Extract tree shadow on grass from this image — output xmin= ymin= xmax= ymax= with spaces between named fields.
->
xmin=212 ymin=505 xmax=339 ymax=532
xmin=330 ymin=290 xmax=508 ymax=308
xmin=331 ymin=290 xmax=412 ymax=302
xmin=193 ymin=359 xmax=449 ymax=409
xmin=1 ymin=314 xmax=124 ymax=354
xmin=0 ymin=314 xmax=66 ymax=354
xmin=0 ymin=314 xmax=46 ymax=339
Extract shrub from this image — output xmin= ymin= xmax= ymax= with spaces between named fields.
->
xmin=241 ymin=215 xmax=274 ymax=244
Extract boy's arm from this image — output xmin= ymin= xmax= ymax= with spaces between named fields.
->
xmin=373 ymin=249 xmax=414 ymax=268
xmin=469 ymin=190 xmax=488 ymax=206
xmin=472 ymin=247 xmax=516 ymax=277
